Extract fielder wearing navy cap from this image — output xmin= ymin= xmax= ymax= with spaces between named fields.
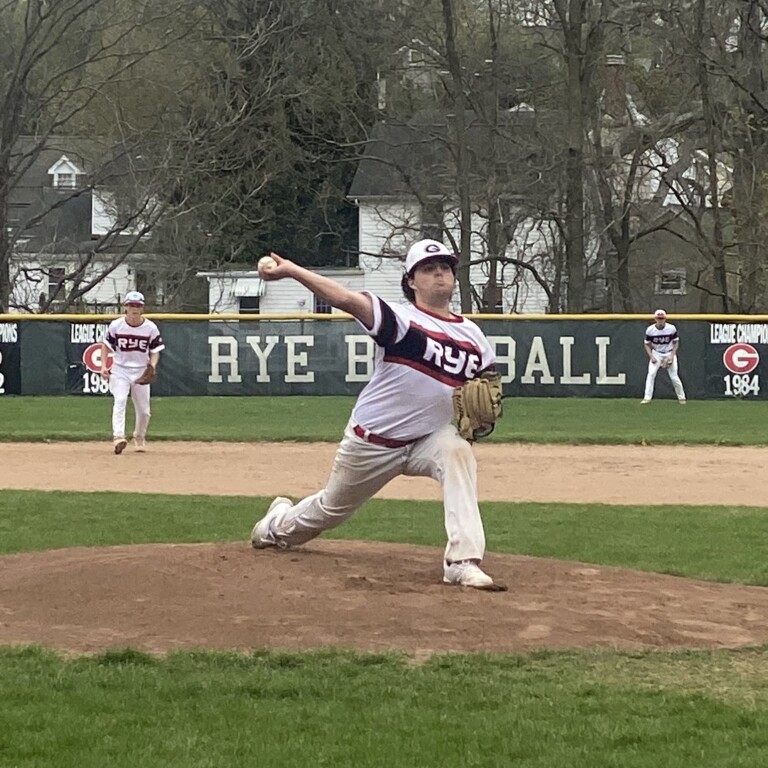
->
xmin=404 ymin=239 xmax=458 ymax=275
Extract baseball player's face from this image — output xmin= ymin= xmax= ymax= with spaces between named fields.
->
xmin=655 ymin=319 xmax=666 ymax=329
xmin=125 ymin=302 xmax=144 ymax=322
xmin=409 ymin=260 xmax=455 ymax=305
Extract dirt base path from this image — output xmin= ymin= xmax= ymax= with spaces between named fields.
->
xmin=2 ymin=441 xmax=768 ymax=656
xmin=2 ymin=441 xmax=768 ymax=505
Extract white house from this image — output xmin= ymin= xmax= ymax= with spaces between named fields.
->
xmin=346 ymin=113 xmax=555 ymax=314
xmin=7 ymin=137 xmax=161 ymax=314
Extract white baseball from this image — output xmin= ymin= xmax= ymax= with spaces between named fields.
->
xmin=258 ymin=255 xmax=277 ymax=277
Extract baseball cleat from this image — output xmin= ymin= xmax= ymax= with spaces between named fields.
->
xmin=640 ymin=399 xmax=651 ymax=404
xmin=679 ymin=400 xmax=687 ymax=405
xmin=251 ymin=496 xmax=293 ymax=549
xmin=443 ymin=560 xmax=507 ymax=591
xmin=134 ymin=437 xmax=147 ymax=452
xmin=113 ymin=437 xmax=128 ymax=455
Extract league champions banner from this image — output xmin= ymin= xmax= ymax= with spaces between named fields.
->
xmin=0 ymin=320 xmax=21 ymax=396
xmin=705 ymin=321 xmax=768 ymax=400
xmin=65 ymin=321 xmax=113 ymax=396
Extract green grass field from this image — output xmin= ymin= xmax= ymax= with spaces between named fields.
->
xmin=2 ymin=396 xmax=768 ymax=766
xmin=0 ymin=394 xmax=767 ymax=444
xmin=4 ymin=645 xmax=768 ymax=768
xmin=3 ymin=491 xmax=768 ymax=585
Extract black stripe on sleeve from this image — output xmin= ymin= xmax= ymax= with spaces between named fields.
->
xmin=372 ymin=300 xmax=398 ymax=347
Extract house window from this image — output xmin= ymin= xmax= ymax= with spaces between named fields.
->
xmin=314 ymin=296 xmax=333 ymax=314
xmin=8 ymin=202 xmax=30 ymax=227
xmin=656 ymin=269 xmax=687 ymax=295
xmin=407 ymin=48 xmax=427 ymax=67
xmin=239 ymin=296 xmax=260 ymax=314
xmin=48 ymin=267 xmax=66 ymax=300
xmin=421 ymin=199 xmax=443 ymax=240
xmin=55 ymin=173 xmax=76 ymax=189
xmin=483 ymin=283 xmax=504 ymax=312
xmin=48 ymin=155 xmax=82 ymax=190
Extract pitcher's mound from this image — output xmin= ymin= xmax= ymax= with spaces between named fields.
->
xmin=2 ymin=540 xmax=768 ymax=656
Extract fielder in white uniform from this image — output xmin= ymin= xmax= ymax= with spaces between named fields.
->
xmin=100 ymin=291 xmax=165 ymax=454
xmin=250 ymin=239 xmax=504 ymax=591
xmin=641 ymin=308 xmax=686 ymax=404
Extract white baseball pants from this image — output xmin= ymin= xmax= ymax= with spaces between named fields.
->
xmin=644 ymin=355 xmax=686 ymax=401
xmin=109 ymin=366 xmax=152 ymax=439
xmin=264 ymin=420 xmax=486 ymax=563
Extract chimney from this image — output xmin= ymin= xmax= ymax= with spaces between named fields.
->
xmin=604 ymin=54 xmax=627 ymax=125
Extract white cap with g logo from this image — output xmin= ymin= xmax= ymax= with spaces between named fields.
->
xmin=404 ymin=239 xmax=458 ymax=275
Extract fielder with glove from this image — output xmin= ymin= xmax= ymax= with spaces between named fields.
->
xmin=250 ymin=239 xmax=506 ymax=591
xmin=641 ymin=309 xmax=686 ymax=404
xmin=100 ymin=291 xmax=164 ymax=454
xmin=136 ymin=363 xmax=158 ymax=385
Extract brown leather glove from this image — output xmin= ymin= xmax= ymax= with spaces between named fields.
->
xmin=452 ymin=371 xmax=503 ymax=442
xmin=136 ymin=364 xmax=157 ymax=385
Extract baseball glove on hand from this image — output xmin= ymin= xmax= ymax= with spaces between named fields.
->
xmin=660 ymin=357 xmax=672 ymax=369
xmin=136 ymin=364 xmax=157 ymax=385
xmin=453 ymin=371 xmax=504 ymax=442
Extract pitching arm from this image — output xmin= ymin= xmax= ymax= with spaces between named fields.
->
xmin=259 ymin=252 xmax=374 ymax=329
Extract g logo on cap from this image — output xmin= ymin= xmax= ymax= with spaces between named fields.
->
xmin=404 ymin=239 xmax=458 ymax=274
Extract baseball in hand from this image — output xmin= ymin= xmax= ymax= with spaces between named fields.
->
xmin=258 ymin=255 xmax=277 ymax=277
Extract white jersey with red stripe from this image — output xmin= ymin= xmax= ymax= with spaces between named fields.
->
xmin=104 ymin=317 xmax=165 ymax=370
xmin=351 ymin=295 xmax=495 ymax=441
xmin=644 ymin=322 xmax=678 ymax=355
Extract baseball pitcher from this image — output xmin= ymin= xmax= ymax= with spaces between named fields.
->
xmin=250 ymin=239 xmax=505 ymax=591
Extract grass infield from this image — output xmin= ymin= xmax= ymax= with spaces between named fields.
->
xmin=0 ymin=394 xmax=767 ymax=444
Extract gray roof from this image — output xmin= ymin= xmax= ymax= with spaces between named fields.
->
xmin=8 ymin=136 xmax=151 ymax=253
xmin=348 ymin=109 xmax=544 ymax=200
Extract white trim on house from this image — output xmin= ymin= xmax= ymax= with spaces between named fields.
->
xmin=47 ymin=156 xmax=83 ymax=189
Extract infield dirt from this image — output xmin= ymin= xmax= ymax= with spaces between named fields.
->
xmin=2 ymin=440 xmax=768 ymax=656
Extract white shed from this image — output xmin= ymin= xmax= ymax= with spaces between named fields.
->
xmin=197 ymin=267 xmax=367 ymax=314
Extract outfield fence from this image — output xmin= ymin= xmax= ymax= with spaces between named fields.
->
xmin=1 ymin=313 xmax=767 ymax=399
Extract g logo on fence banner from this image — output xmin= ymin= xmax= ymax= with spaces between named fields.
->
xmin=723 ymin=343 xmax=759 ymax=374
xmin=74 ymin=343 xmax=113 ymax=395
xmin=82 ymin=343 xmax=113 ymax=373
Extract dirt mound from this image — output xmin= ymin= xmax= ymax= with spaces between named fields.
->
xmin=2 ymin=540 xmax=768 ymax=656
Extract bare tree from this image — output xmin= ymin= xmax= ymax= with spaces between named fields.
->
xmin=724 ymin=0 xmax=768 ymax=311
xmin=0 ymin=0 xmax=208 ymax=312
xmin=620 ymin=0 xmax=768 ymax=312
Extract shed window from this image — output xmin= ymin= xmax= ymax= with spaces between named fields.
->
xmin=314 ymin=296 xmax=333 ymax=314
xmin=239 ymin=296 xmax=260 ymax=314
